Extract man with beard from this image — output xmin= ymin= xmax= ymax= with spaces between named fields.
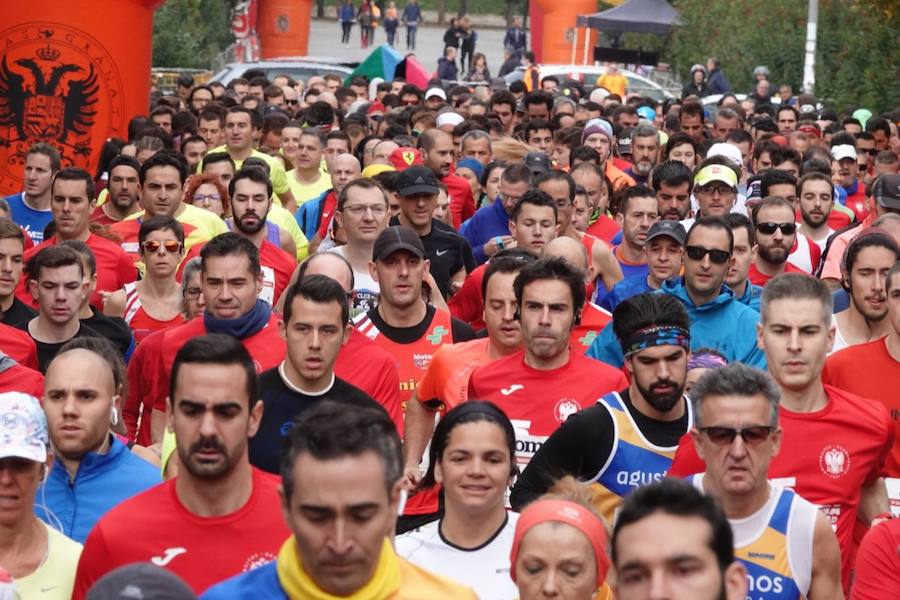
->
xmin=72 ymin=335 xmax=289 ymax=596
xmin=418 ymin=129 xmax=476 ymax=229
xmin=468 ymin=257 xmax=628 ymax=489
xmin=748 ymin=197 xmax=806 ymax=286
xmin=624 ymin=123 xmax=661 ymax=187
xmin=182 ymin=168 xmax=296 ymax=306
xmin=652 ymin=160 xmax=694 ymax=222
xmin=510 ymin=292 xmax=693 ymax=521
xmin=831 ymin=229 xmax=899 ymax=352
xmin=688 ymin=363 xmax=842 ymax=600
xmin=91 ymin=156 xmax=141 ymax=225
xmin=797 ymin=172 xmax=835 ymax=255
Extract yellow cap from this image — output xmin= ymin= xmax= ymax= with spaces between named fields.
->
xmin=694 ymin=164 xmax=737 ymax=189
xmin=361 ymin=164 xmax=396 ymax=178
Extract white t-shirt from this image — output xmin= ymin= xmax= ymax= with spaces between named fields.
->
xmin=329 ymin=245 xmax=380 ymax=318
xmin=396 ymin=513 xmax=519 ymax=600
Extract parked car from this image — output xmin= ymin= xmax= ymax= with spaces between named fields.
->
xmin=211 ymin=58 xmax=355 ymax=85
xmin=505 ymin=64 xmax=675 ymax=102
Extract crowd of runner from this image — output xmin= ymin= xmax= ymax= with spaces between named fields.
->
xmin=0 ymin=53 xmax=899 ymax=599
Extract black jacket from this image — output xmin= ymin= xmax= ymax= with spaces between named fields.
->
xmin=436 ymin=57 xmax=459 ymax=81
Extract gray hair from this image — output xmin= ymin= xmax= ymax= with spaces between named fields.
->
xmin=715 ymin=107 xmax=741 ymax=123
xmin=554 ymin=96 xmax=577 ymax=110
xmin=460 ymin=129 xmax=492 ymax=149
xmin=181 ymin=257 xmax=203 ymax=296
xmin=691 ymin=362 xmax=780 ymax=427
xmin=632 ymin=122 xmax=659 ymax=142
xmin=760 ymin=273 xmax=833 ymax=326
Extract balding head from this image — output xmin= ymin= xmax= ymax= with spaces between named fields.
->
xmin=330 ymin=153 xmax=362 ymax=194
xmin=873 ymin=213 xmax=900 ymax=245
xmin=544 ymin=236 xmax=590 ymax=276
xmin=301 ymin=252 xmax=354 ymax=292
xmin=316 ymin=92 xmax=338 ymax=109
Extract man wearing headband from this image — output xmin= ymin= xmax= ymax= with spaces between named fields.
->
xmin=0 ymin=392 xmax=82 ymax=599
xmin=202 ymin=401 xmax=476 ymax=599
xmin=512 ymin=293 xmax=693 ymax=520
xmin=670 ymin=274 xmax=893 ymax=593
xmin=681 ymin=159 xmax=740 ymax=231
xmin=689 ymin=363 xmax=842 ymax=600
xmin=470 ymin=257 xmax=627 ymax=480
xmin=612 ymin=478 xmax=749 ymax=600
xmin=588 ymin=217 xmax=766 ymax=369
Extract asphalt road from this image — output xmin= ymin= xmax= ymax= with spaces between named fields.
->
xmin=307 ymin=18 xmax=510 ymax=77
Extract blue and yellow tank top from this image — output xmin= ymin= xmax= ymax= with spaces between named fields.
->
xmin=588 ymin=392 xmax=692 ymax=522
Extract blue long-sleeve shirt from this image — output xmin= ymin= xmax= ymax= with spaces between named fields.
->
xmin=460 ymin=199 xmax=509 ymax=264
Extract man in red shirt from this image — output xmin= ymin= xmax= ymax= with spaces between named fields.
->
xmin=18 ymin=168 xmax=136 ymax=309
xmin=852 ymin=518 xmax=900 ymax=599
xmin=468 ymin=256 xmax=628 ymax=473
xmin=148 ymin=233 xmax=286 ymax=432
xmin=825 ymin=261 xmax=900 ymax=475
xmin=90 ymin=155 xmax=141 ymax=226
xmin=748 ymin=197 xmax=806 ymax=286
xmin=183 ymin=167 xmax=296 ymax=306
xmin=669 ymin=274 xmax=894 ymax=591
xmin=417 ymin=129 xmax=475 ymax=229
xmin=72 ymin=335 xmax=289 ymax=596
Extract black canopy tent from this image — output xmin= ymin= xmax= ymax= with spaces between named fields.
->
xmin=576 ymin=0 xmax=680 ymax=34
xmin=571 ymin=0 xmax=680 ymax=65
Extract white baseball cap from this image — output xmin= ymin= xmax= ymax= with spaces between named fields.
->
xmin=425 ymin=87 xmax=447 ymax=100
xmin=831 ymin=144 xmax=857 ymax=162
xmin=707 ymin=143 xmax=743 ymax=169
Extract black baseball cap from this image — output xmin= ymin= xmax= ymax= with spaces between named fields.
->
xmin=396 ymin=165 xmax=440 ymax=197
xmin=86 ymin=563 xmax=196 ymax=600
xmin=646 ymin=220 xmax=687 ymax=246
xmin=523 ymin=152 xmax=552 ymax=176
xmin=872 ymin=174 xmax=900 ymax=211
xmin=373 ymin=226 xmax=426 ymax=261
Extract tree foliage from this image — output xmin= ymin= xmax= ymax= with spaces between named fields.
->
xmin=153 ymin=0 xmax=239 ymax=69
xmin=666 ymin=0 xmax=900 ymax=114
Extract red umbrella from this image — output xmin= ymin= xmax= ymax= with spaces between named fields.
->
xmin=395 ymin=55 xmax=432 ymax=89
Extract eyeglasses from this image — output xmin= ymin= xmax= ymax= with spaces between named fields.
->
xmin=699 ymin=426 xmax=775 ymax=446
xmin=685 ymin=245 xmax=731 ymax=264
xmin=755 ymin=222 xmax=797 ymax=236
xmin=858 ymin=148 xmax=878 ymax=156
xmin=343 ymin=204 xmax=388 ymax=216
xmin=141 ymin=240 xmax=182 ymax=254
xmin=193 ymin=193 xmax=221 ymax=203
xmin=697 ymin=184 xmax=734 ymax=196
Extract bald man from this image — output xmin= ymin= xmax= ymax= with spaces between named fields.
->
xmin=543 ymin=236 xmax=613 ymax=353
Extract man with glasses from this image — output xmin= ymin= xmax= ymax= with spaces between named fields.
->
xmin=461 ymin=163 xmax=531 ymax=265
xmin=682 ymin=161 xmax=740 ymax=231
xmin=588 ymin=217 xmax=766 ymax=369
xmin=671 ymin=274 xmax=893 ymax=593
xmin=511 ymin=292 xmax=692 ymax=519
xmin=330 ymin=178 xmax=392 ymax=316
xmin=688 ymin=363 xmax=842 ymax=600
xmin=748 ymin=197 xmax=806 ymax=286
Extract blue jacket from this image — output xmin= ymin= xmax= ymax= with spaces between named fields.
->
xmin=587 ymin=277 xmax=766 ymax=370
xmin=735 ymin=282 xmax=764 ymax=312
xmin=339 ymin=3 xmax=355 ymax=21
xmin=600 ymin=275 xmax=652 ymax=312
xmin=36 ymin=436 xmax=161 ymax=543
xmin=295 ymin=190 xmax=327 ymax=239
xmin=705 ymin=68 xmax=731 ymax=96
xmin=201 ymin=561 xmax=283 ymax=599
xmin=402 ymin=3 xmax=422 ymax=25
xmin=460 ymin=199 xmax=508 ymax=264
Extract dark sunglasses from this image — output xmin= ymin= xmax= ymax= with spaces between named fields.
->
xmin=141 ymin=240 xmax=182 ymax=254
xmin=858 ymin=148 xmax=878 ymax=156
xmin=685 ymin=245 xmax=731 ymax=264
xmin=756 ymin=222 xmax=797 ymax=236
xmin=699 ymin=426 xmax=775 ymax=446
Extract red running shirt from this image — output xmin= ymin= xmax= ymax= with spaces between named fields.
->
xmin=0 ymin=322 xmax=38 ymax=370
xmin=824 ymin=338 xmax=900 ymax=477
xmin=669 ymin=385 xmax=893 ymax=591
xmin=72 ymin=468 xmax=290 ymax=597
xmin=468 ymin=351 xmax=628 ymax=469
xmin=334 ymin=329 xmax=404 ymax=433
xmin=850 ymin=518 xmax=900 ymax=600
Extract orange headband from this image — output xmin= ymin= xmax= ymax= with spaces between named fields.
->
xmin=509 ymin=499 xmax=610 ymax=588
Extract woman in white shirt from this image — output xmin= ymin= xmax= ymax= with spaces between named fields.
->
xmin=395 ymin=401 xmax=519 ymax=600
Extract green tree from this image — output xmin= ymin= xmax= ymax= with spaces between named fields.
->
xmin=153 ymin=0 xmax=238 ymax=68
xmin=666 ymin=0 xmax=900 ymax=114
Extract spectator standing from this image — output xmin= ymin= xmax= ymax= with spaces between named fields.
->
xmin=681 ymin=64 xmax=708 ymax=99
xmin=443 ymin=18 xmax=462 ymax=54
xmin=383 ymin=1 xmax=399 ymax=46
xmin=402 ymin=0 xmax=423 ymax=50
xmin=459 ymin=16 xmax=477 ymax=74
xmin=705 ymin=57 xmax=731 ymax=96
xmin=357 ymin=0 xmax=374 ymax=49
xmin=338 ymin=0 xmax=355 ymax=48
xmin=437 ymin=47 xmax=459 ymax=81
xmin=503 ymin=15 xmax=527 ymax=57
xmin=466 ymin=52 xmax=491 ymax=82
